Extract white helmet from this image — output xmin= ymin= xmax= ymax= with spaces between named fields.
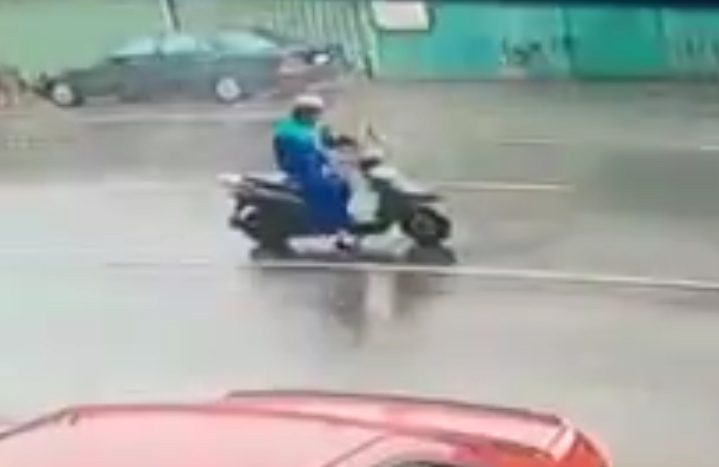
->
xmin=292 ymin=93 xmax=325 ymax=111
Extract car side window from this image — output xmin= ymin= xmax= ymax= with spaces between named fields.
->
xmin=159 ymin=35 xmax=212 ymax=56
xmin=110 ymin=36 xmax=160 ymax=60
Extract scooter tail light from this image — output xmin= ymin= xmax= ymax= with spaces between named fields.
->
xmin=218 ymin=173 xmax=244 ymax=191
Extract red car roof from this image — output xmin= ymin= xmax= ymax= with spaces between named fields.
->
xmin=0 ymin=404 xmax=386 ymax=467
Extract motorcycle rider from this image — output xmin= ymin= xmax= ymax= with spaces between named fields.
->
xmin=272 ymin=93 xmax=358 ymax=249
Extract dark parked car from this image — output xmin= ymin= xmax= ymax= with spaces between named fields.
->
xmin=35 ymin=29 xmax=347 ymax=107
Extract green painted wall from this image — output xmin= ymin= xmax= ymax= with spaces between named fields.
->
xmin=0 ymin=0 xmax=163 ymax=77
xmin=372 ymin=2 xmax=719 ymax=80
xmin=563 ymin=6 xmax=667 ymax=78
xmin=377 ymin=4 xmax=503 ymax=79
xmin=500 ymin=5 xmax=570 ymax=79
xmin=375 ymin=3 xmax=571 ymax=79
xmin=662 ymin=9 xmax=719 ymax=78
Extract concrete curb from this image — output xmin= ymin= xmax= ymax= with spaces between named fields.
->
xmin=431 ymin=181 xmax=573 ymax=193
xmin=249 ymin=260 xmax=719 ymax=293
xmin=4 ymin=248 xmax=716 ymax=292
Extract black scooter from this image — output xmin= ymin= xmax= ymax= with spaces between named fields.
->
xmin=219 ymin=130 xmax=451 ymax=255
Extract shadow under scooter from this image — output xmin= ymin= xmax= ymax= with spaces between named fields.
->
xmin=250 ymin=242 xmax=457 ymax=266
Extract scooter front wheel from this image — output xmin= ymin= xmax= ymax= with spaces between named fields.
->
xmin=401 ymin=206 xmax=451 ymax=247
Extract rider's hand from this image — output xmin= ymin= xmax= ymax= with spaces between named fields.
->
xmin=334 ymin=134 xmax=358 ymax=149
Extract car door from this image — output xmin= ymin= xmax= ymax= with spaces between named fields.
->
xmin=157 ymin=35 xmax=214 ymax=98
xmin=118 ymin=52 xmax=169 ymax=99
xmin=100 ymin=37 xmax=166 ymax=100
xmin=72 ymin=56 xmax=131 ymax=98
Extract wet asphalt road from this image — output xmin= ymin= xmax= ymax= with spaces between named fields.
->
xmin=2 ymin=83 xmax=719 ymax=466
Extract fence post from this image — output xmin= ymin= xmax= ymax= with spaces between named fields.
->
xmin=160 ymin=0 xmax=181 ymax=32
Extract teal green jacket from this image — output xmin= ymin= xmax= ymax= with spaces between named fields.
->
xmin=272 ymin=117 xmax=330 ymax=184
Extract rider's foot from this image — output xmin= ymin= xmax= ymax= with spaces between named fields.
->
xmin=334 ymin=231 xmax=358 ymax=252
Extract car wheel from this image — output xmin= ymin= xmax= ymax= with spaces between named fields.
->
xmin=213 ymin=76 xmax=245 ymax=104
xmin=49 ymin=81 xmax=81 ymax=107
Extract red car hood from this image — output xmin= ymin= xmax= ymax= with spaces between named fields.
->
xmin=222 ymin=391 xmax=575 ymax=458
xmin=0 ymin=418 xmax=14 ymax=433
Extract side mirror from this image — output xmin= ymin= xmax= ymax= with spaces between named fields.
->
xmin=359 ymin=121 xmax=375 ymax=140
xmin=364 ymin=123 xmax=385 ymax=146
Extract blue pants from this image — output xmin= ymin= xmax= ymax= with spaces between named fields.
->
xmin=298 ymin=174 xmax=350 ymax=233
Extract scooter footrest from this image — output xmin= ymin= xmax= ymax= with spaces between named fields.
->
xmin=350 ymin=221 xmax=390 ymax=235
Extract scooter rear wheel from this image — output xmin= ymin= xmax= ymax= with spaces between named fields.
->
xmin=250 ymin=244 xmax=295 ymax=260
xmin=234 ymin=204 xmax=292 ymax=252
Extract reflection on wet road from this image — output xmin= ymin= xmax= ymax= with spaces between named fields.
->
xmin=3 ymin=85 xmax=719 ymax=467
xmin=2 ymin=259 xmax=719 ymax=467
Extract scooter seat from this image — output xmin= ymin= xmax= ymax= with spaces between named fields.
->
xmin=245 ymin=172 xmax=300 ymax=193
xmin=394 ymin=180 xmax=440 ymax=202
